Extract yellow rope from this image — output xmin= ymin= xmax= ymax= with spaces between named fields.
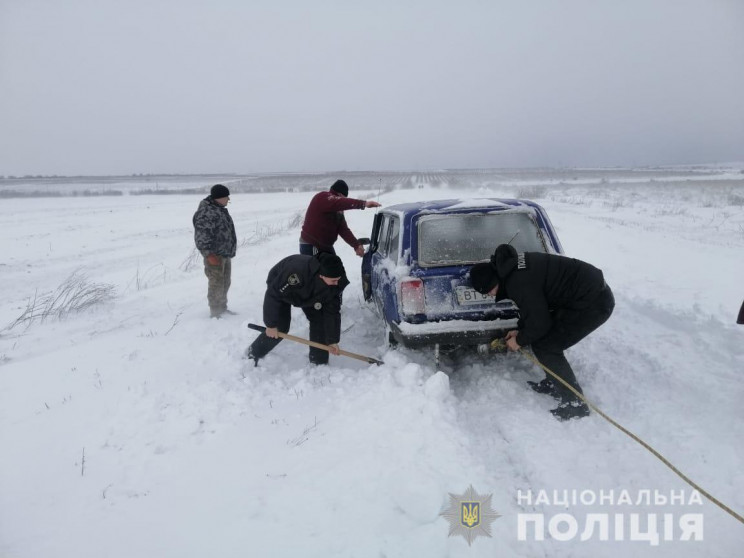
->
xmin=515 ymin=347 xmax=744 ymax=525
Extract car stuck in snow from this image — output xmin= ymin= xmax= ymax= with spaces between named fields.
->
xmin=361 ymin=198 xmax=564 ymax=349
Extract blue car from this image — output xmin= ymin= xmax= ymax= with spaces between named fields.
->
xmin=361 ymin=198 xmax=564 ymax=349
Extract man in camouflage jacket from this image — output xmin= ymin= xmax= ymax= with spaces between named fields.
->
xmin=193 ymin=184 xmax=237 ymax=318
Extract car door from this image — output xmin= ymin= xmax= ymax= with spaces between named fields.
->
xmin=361 ymin=213 xmax=383 ymax=301
xmin=365 ymin=213 xmax=400 ymax=323
xmin=378 ymin=215 xmax=401 ymax=324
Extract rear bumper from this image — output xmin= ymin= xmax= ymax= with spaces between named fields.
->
xmin=391 ymin=317 xmax=519 ymax=348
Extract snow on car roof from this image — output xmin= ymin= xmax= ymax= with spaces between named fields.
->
xmin=383 ymin=198 xmax=534 ymax=214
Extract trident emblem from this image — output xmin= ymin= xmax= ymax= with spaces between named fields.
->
xmin=461 ymin=502 xmax=480 ymax=528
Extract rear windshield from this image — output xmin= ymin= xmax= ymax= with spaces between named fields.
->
xmin=417 ymin=211 xmax=546 ymax=266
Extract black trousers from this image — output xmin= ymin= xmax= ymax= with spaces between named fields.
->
xmin=299 ymin=243 xmax=336 ymax=256
xmin=247 ymin=303 xmax=331 ymax=365
xmin=530 ymin=286 xmax=615 ymax=402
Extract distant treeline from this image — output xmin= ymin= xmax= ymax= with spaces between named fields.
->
xmin=0 ymin=189 xmax=125 ymax=198
xmin=2 ymin=169 xmax=741 ymax=199
xmin=0 ymin=183 xmax=413 ymax=199
xmin=0 ymin=173 xmax=241 ymax=183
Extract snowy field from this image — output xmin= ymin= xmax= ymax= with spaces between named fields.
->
xmin=1 ymin=169 xmax=743 ymax=557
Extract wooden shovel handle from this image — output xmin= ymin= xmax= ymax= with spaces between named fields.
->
xmin=247 ymin=323 xmax=384 ymax=365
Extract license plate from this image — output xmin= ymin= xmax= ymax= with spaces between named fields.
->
xmin=455 ymin=286 xmax=495 ymax=306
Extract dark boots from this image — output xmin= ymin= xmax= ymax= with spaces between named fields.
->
xmin=550 ymin=400 xmax=590 ymax=421
xmin=527 ymin=378 xmax=559 ymax=398
xmin=527 ymin=377 xmax=591 ymax=421
xmin=244 ymin=346 xmax=259 ymax=366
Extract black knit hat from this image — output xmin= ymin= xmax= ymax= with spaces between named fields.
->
xmin=210 ymin=184 xmax=230 ymax=199
xmin=329 ymin=180 xmax=349 ymax=197
xmin=470 ymin=262 xmax=500 ymax=294
xmin=317 ymin=252 xmax=345 ymax=278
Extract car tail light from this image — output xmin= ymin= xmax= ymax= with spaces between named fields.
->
xmin=400 ymin=277 xmax=425 ymax=316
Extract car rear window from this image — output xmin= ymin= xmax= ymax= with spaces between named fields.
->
xmin=417 ymin=212 xmax=547 ymax=266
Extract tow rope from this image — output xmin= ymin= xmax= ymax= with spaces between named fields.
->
xmin=507 ymin=342 xmax=744 ymax=525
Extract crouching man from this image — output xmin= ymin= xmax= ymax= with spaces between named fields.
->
xmin=470 ymin=244 xmax=615 ymax=421
xmin=245 ymin=252 xmax=349 ymax=365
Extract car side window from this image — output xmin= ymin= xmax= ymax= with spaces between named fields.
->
xmin=378 ymin=215 xmax=391 ymax=258
xmin=387 ymin=217 xmax=400 ymax=264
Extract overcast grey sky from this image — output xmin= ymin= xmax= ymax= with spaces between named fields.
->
xmin=1 ymin=0 xmax=742 ymax=176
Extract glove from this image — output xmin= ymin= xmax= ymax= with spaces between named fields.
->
xmin=490 ymin=337 xmax=506 ymax=351
xmin=206 ymin=253 xmax=220 ymax=266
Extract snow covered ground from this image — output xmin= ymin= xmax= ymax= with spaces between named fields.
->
xmin=1 ymin=169 xmax=743 ymax=557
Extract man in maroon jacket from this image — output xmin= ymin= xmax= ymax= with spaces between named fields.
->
xmin=300 ymin=180 xmax=381 ymax=256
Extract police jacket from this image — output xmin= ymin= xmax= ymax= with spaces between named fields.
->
xmin=193 ymin=196 xmax=237 ymax=258
xmin=492 ymin=244 xmax=608 ymax=347
xmin=263 ymin=255 xmax=350 ymax=345
xmin=300 ymin=190 xmax=367 ymax=252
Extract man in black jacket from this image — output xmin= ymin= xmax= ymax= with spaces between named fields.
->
xmin=193 ymin=184 xmax=237 ymax=318
xmin=470 ymin=244 xmax=615 ymax=421
xmin=245 ymin=253 xmax=349 ymax=365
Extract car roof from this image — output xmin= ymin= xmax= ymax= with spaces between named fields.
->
xmin=377 ymin=197 xmax=564 ymax=255
xmin=382 ymin=198 xmax=540 ymax=215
